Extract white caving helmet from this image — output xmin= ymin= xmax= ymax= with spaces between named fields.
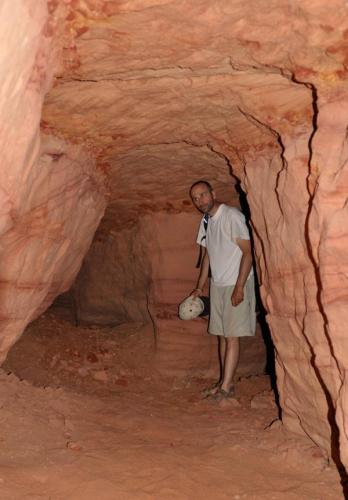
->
xmin=178 ymin=295 xmax=205 ymax=320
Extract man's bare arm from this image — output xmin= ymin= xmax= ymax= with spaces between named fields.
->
xmin=191 ymin=247 xmax=210 ymax=297
xmin=231 ymin=238 xmax=253 ymax=306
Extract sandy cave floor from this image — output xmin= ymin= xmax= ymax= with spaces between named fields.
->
xmin=0 ymin=310 xmax=344 ymax=500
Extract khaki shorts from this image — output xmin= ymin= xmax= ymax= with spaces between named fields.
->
xmin=208 ymin=276 xmax=256 ymax=338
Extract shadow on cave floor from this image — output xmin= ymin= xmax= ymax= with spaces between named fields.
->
xmin=0 ymin=309 xmax=343 ymax=499
xmin=3 ymin=307 xmax=157 ymax=396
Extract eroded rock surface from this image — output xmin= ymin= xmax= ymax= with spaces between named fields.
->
xmin=0 ymin=1 xmax=107 ymax=361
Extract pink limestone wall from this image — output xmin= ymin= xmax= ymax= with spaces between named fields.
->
xmin=212 ymin=83 xmax=348 ymax=461
xmin=0 ymin=0 xmax=107 ymax=361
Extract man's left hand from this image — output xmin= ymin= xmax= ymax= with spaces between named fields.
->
xmin=231 ymin=285 xmax=244 ymax=306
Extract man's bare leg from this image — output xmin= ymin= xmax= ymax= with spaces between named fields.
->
xmin=220 ymin=337 xmax=239 ymax=393
xmin=203 ymin=336 xmax=239 ymax=397
xmin=218 ymin=335 xmax=226 ymax=383
xmin=202 ymin=336 xmax=225 ymax=396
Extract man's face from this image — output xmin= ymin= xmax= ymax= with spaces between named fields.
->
xmin=190 ymin=184 xmax=215 ymax=214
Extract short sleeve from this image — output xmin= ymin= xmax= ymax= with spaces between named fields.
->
xmin=196 ymin=218 xmax=207 ymax=247
xmin=228 ymin=208 xmax=250 ymax=243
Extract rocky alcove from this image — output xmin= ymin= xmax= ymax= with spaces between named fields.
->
xmin=1 ymin=0 xmax=348 ymax=498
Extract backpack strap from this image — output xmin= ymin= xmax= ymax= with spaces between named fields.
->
xmin=195 ymin=214 xmax=209 ymax=268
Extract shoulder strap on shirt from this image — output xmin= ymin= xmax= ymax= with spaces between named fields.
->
xmin=195 ymin=214 xmax=209 ymax=268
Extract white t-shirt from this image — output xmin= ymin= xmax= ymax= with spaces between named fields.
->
xmin=196 ymin=204 xmax=253 ymax=287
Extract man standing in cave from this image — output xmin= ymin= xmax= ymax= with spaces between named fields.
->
xmin=189 ymin=180 xmax=256 ymax=401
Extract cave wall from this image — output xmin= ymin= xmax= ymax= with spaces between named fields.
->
xmin=0 ymin=0 xmax=107 ymax=361
xmin=74 ymin=221 xmax=150 ymax=326
xmin=309 ymin=89 xmax=348 ymax=466
xmin=211 ymin=84 xmax=348 ymax=461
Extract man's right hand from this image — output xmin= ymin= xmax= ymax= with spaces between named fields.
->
xmin=190 ymin=288 xmax=202 ymax=298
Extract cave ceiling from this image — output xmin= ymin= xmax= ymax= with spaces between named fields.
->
xmin=42 ymin=0 xmax=348 ymax=228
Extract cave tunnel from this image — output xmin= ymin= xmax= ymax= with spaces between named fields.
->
xmin=1 ymin=0 xmax=348 ymax=498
